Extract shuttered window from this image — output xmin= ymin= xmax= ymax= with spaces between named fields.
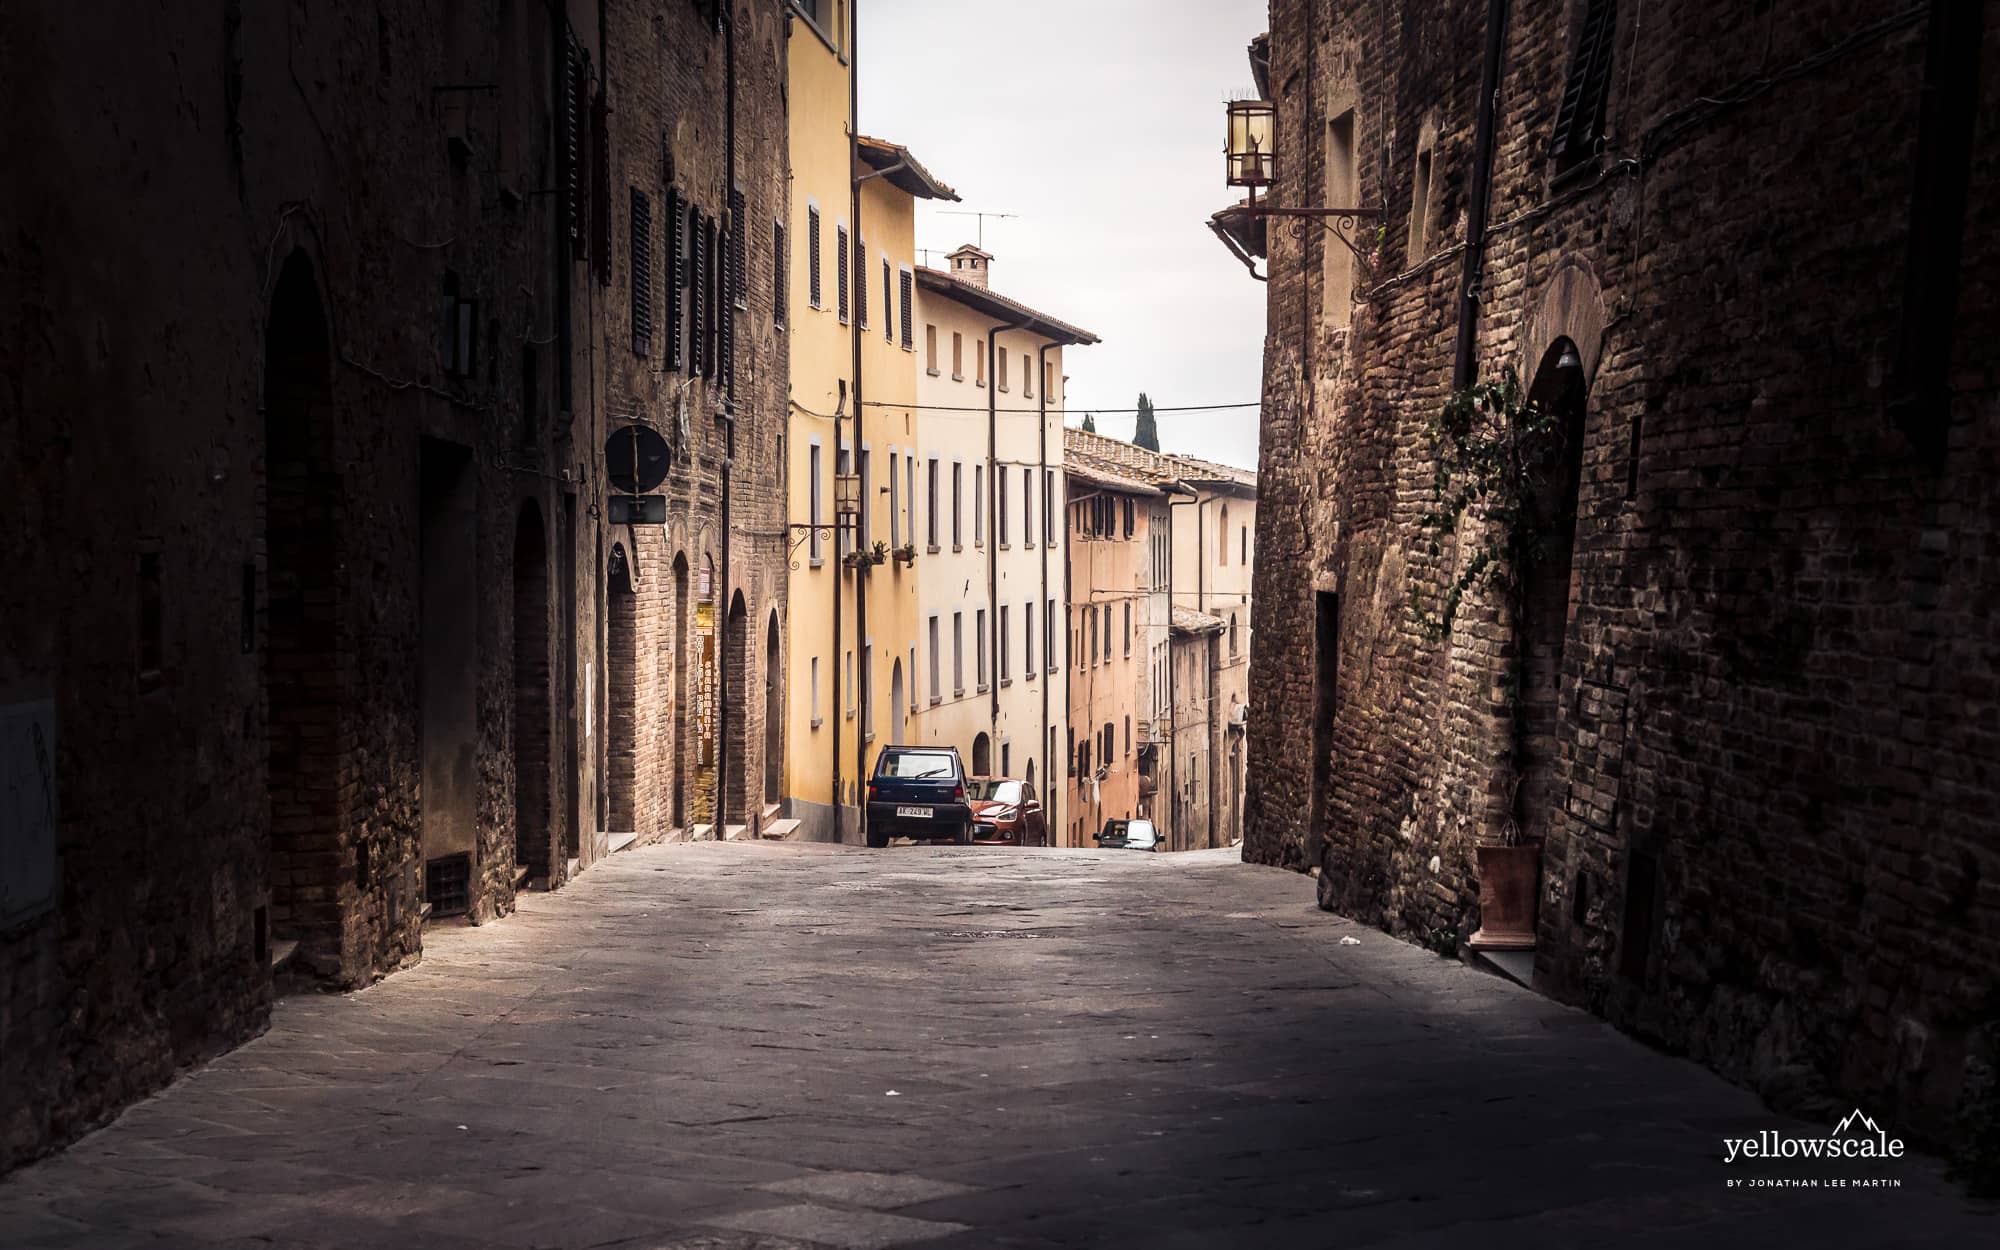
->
xmin=667 ymin=189 xmax=685 ymax=371
xmin=807 ymin=206 xmax=822 ymax=307
xmin=729 ymin=186 xmax=747 ymax=311
xmin=836 ymin=224 xmax=849 ymax=323
xmin=856 ymin=238 xmax=868 ymax=330
xmin=720 ymin=224 xmax=735 ymax=392
xmin=702 ymin=212 xmax=719 ymax=377
xmin=1551 ymin=0 xmax=1617 ymax=171
xmin=773 ymin=220 xmax=787 ymax=328
xmin=630 ymin=189 xmax=652 ymax=357
xmin=689 ymin=207 xmax=706 ymax=376
xmin=898 ymin=270 xmax=914 ymax=350
xmin=882 ymin=258 xmax=892 ymax=341
xmin=564 ymin=34 xmax=588 ymax=256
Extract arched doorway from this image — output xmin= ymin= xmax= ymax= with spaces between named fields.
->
xmin=263 ymin=249 xmax=341 ymax=975
xmin=605 ymin=546 xmax=637 ymax=832
xmin=671 ymin=554 xmax=691 ymax=829
xmin=971 ymin=732 xmax=991 ymax=777
xmin=513 ymin=503 xmax=551 ymax=880
xmin=764 ymin=612 xmax=783 ymax=805
xmin=888 ymin=660 xmax=906 ymax=746
xmin=725 ymin=590 xmax=750 ymax=822
xmin=1515 ymin=338 xmax=1589 ymax=846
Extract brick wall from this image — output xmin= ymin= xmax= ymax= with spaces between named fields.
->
xmin=1244 ymin=0 xmax=1998 ymax=1146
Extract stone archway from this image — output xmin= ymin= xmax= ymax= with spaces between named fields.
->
xmin=605 ymin=545 xmax=637 ymax=833
xmin=671 ymin=553 xmax=691 ymax=829
xmin=512 ymin=502 xmax=552 ymax=882
xmin=725 ymin=590 xmax=750 ymax=824
xmin=971 ymin=732 xmax=991 ymax=777
xmin=262 ymin=249 xmax=343 ymax=977
xmin=764 ymin=611 xmax=783 ymax=806
xmin=1514 ymin=338 xmax=1590 ymax=848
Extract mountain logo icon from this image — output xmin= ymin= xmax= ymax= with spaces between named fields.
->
xmin=1830 ymin=1109 xmax=1881 ymax=1137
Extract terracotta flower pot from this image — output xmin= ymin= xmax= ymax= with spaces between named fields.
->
xmin=1469 ymin=842 xmax=1540 ymax=950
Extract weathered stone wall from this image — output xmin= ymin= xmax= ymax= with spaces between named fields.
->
xmin=1245 ymin=0 xmax=1998 ymax=1145
xmin=0 ymin=0 xmax=789 ymax=1174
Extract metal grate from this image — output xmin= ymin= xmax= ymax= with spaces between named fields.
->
xmin=426 ymin=854 xmax=472 ymax=918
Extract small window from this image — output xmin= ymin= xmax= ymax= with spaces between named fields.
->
xmin=899 ymin=270 xmax=915 ymax=350
xmin=1408 ymin=146 xmax=1433 ymax=261
xmin=836 ymin=223 xmax=849 ymax=323
xmin=629 ymin=188 xmax=653 ymax=356
xmin=1552 ymin=0 xmax=1618 ymax=172
xmin=927 ymin=459 xmax=940 ymax=548
xmin=807 ymin=204 xmax=823 ymax=308
xmin=975 ymin=338 xmax=986 ymax=386
xmin=952 ymin=331 xmax=964 ymax=380
xmin=881 ymin=256 xmax=891 ymax=340
xmin=856 ymin=237 xmax=869 ymax=330
xmin=925 ymin=323 xmax=938 ymax=373
xmin=997 ymin=346 xmax=1009 ymax=392
xmin=773 ymin=220 xmax=788 ymax=328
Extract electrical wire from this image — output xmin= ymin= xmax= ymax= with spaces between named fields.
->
xmin=860 ymin=401 xmax=1261 ymax=415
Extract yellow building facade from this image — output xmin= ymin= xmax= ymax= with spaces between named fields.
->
xmin=782 ymin=1 xmax=955 ymax=840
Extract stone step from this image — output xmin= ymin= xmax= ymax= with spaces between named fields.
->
xmin=760 ymin=802 xmax=782 ymax=823
xmin=760 ymin=818 xmax=803 ymax=840
xmin=513 ymin=863 xmax=532 ymax=891
xmin=723 ymin=824 xmax=748 ymax=841
xmin=1472 ymin=947 xmax=1536 ymax=988
xmin=692 ymin=824 xmax=715 ymax=841
xmin=567 ymin=857 xmax=581 ymax=878
xmin=269 ymin=939 xmax=299 ymax=974
xmin=606 ymin=831 xmax=639 ymax=855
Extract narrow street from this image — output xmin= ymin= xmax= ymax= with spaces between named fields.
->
xmin=0 ymin=843 xmax=1981 ymax=1250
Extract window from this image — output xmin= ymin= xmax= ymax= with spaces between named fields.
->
xmin=1046 ymin=598 xmax=1057 ymax=674
xmin=729 ymin=186 xmax=746 ymax=312
xmin=974 ymin=464 xmax=984 ymax=544
xmin=952 ymin=461 xmax=963 ymax=548
xmin=1124 ymin=497 xmax=1134 ymax=539
xmin=882 ymin=256 xmax=891 ymax=340
xmin=1323 ymin=109 xmax=1356 ymax=327
xmin=862 ymin=643 xmax=873 ymax=738
xmin=888 ymin=451 xmax=900 ymax=549
xmin=1101 ymin=605 xmax=1111 ymax=662
xmin=807 ymin=204 xmax=822 ymax=307
xmin=629 ymin=188 xmax=652 ymax=356
xmin=1044 ymin=360 xmax=1054 ymax=397
xmin=811 ymin=656 xmax=821 ymax=727
xmin=927 ymin=459 xmax=940 ymax=549
xmin=808 ymin=441 xmax=824 ymax=563
xmin=909 ymin=646 xmax=917 ymax=711
xmin=1087 ymin=611 xmax=1097 ymax=665
xmin=1023 ymin=355 xmax=1033 ymax=399
xmin=1125 ymin=716 xmax=1131 ymax=755
xmin=773 ymin=220 xmax=787 ymax=328
xmin=1241 ymin=525 xmax=1249 ymax=565
xmin=953 ymin=612 xmax=964 ymax=694
xmin=1123 ymin=602 xmax=1131 ymax=656
xmin=845 ymin=649 xmax=854 ymax=716
xmin=1230 ymin=612 xmax=1240 ymax=655
xmin=1023 ymin=471 xmax=1035 ymax=545
xmin=1068 ymin=727 xmax=1076 ymax=776
xmin=929 ymin=617 xmax=942 ymax=702
xmin=899 ymin=270 xmax=915 ymax=350
xmin=1220 ymin=505 xmax=1231 ymax=564
xmin=836 ymin=223 xmax=849 ymax=322
xmin=665 ymin=189 xmax=686 ymax=371
xmin=975 ymin=338 xmax=986 ymax=386
xmin=1045 ymin=470 xmax=1056 ymax=545
xmin=1025 ymin=601 xmax=1035 ymax=678
xmin=836 ymin=444 xmax=852 ymax=556
xmin=976 ymin=609 xmax=988 ymax=688
xmin=1408 ymin=146 xmax=1433 ymax=261
xmin=952 ymin=331 xmax=964 ymax=380
xmin=905 ymin=454 xmax=916 ymax=550
xmin=999 ymin=605 xmax=1011 ymax=682
xmin=1552 ymin=0 xmax=1618 ymax=173
xmin=857 ymin=447 xmax=871 ymax=548
xmin=856 ymin=237 xmax=868 ymax=330
xmin=997 ymin=346 xmax=1009 ymax=392
xmin=997 ymin=465 xmax=1009 ymax=545
xmin=925 ymin=324 xmax=938 ymax=374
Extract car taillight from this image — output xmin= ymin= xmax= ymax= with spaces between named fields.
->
xmin=953 ymin=784 xmax=964 ymax=802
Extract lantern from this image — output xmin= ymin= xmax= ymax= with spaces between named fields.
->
xmin=1225 ymin=99 xmax=1276 ymax=188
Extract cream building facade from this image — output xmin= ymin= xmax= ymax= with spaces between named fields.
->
xmin=905 ymin=248 xmax=1097 ymax=837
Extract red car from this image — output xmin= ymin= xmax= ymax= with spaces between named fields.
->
xmin=966 ymin=778 xmax=1048 ymax=846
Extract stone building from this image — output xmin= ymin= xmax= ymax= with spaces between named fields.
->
xmin=0 ymin=0 xmax=789 ymax=1173
xmin=1236 ymin=0 xmax=1996 ymax=1145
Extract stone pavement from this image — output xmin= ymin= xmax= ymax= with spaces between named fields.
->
xmin=0 ymin=842 xmax=1989 ymax=1249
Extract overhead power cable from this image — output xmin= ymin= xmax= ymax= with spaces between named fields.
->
xmin=859 ymin=401 xmax=1261 ymax=415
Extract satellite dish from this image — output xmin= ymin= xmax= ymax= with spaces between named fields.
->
xmin=605 ymin=424 xmax=671 ymax=493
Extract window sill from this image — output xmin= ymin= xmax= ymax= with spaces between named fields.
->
xmin=951 ymin=373 xmax=964 ymax=382
xmin=926 ymin=367 xmax=941 ymax=377
xmin=999 ymin=678 xmax=1013 ymax=688
xmin=927 ymin=544 xmax=941 ymax=554
xmin=809 ymin=557 xmax=825 ymax=568
xmin=930 ymin=696 xmax=942 ymax=707
xmin=811 ymin=717 xmax=824 ymax=730
xmin=952 ymin=544 xmax=963 ymax=553
xmin=955 ymin=688 xmax=966 ymax=699
xmin=977 ymin=683 xmax=989 ymax=694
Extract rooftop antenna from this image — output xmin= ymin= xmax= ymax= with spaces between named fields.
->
xmin=939 ymin=209 xmax=1019 ymax=249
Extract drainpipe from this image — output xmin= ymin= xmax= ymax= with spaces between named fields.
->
xmin=1036 ymin=342 xmax=1054 ymax=832
xmin=715 ymin=1 xmax=737 ymax=833
xmin=1454 ymin=0 xmax=1510 ymax=389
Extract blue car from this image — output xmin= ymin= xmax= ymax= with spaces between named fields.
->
xmin=865 ymin=746 xmax=975 ymax=848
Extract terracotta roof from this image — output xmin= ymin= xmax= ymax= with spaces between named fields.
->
xmin=856 ymin=135 xmax=959 ymax=202
xmin=1064 ymin=457 xmax=1163 ymax=496
xmin=914 ymin=268 xmax=1100 ymax=345
xmin=1172 ymin=607 xmax=1226 ymax=635
xmin=1061 ymin=427 xmax=1257 ymax=494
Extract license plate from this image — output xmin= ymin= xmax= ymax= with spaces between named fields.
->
xmin=896 ymin=806 xmax=933 ymax=818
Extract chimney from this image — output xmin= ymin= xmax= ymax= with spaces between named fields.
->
xmin=944 ymin=243 xmax=993 ymax=290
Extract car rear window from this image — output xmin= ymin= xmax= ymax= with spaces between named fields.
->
xmin=880 ymin=751 xmax=957 ymax=779
xmin=968 ymin=780 xmax=1021 ymax=803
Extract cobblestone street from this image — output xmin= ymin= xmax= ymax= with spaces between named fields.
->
xmin=1 ymin=842 xmax=1987 ymax=1248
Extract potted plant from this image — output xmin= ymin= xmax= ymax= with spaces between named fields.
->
xmin=893 ymin=541 xmax=918 ymax=565
xmin=1408 ymin=369 xmax=1570 ymax=952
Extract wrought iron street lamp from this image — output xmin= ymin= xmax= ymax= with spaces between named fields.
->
xmin=1213 ymin=97 xmax=1382 ymax=282
xmin=1225 ymin=99 xmax=1275 ymax=188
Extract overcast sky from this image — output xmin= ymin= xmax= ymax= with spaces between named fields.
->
xmin=857 ymin=0 xmax=1269 ymax=470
